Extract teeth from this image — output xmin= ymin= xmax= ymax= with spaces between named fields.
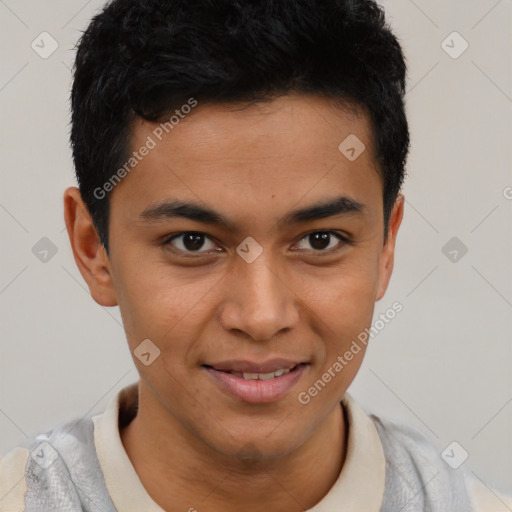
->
xmin=231 ymin=367 xmax=294 ymax=380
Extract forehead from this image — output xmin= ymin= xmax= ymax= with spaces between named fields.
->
xmin=138 ymin=94 xmax=375 ymax=165
xmin=110 ymin=94 xmax=382 ymax=227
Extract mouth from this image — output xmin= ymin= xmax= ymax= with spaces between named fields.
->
xmin=203 ymin=363 xmax=302 ymax=380
xmin=202 ymin=362 xmax=309 ymax=403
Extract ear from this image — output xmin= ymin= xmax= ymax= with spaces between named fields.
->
xmin=375 ymin=193 xmax=404 ymax=301
xmin=63 ymin=187 xmax=118 ymax=307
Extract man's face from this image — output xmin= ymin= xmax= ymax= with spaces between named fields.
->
xmin=104 ymin=94 xmax=400 ymax=459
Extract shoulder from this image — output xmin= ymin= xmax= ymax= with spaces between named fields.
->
xmin=368 ymin=413 xmax=512 ymax=512
xmin=368 ymin=413 xmax=474 ymax=511
xmin=0 ymin=447 xmax=30 ymax=511
xmin=370 ymin=414 xmax=449 ymax=472
xmin=465 ymin=474 xmax=512 ymax=512
xmin=0 ymin=415 xmax=115 ymax=512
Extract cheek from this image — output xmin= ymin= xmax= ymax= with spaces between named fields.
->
xmin=303 ymin=256 xmax=380 ymax=336
xmin=334 ymin=272 xmax=378 ymax=335
xmin=297 ymin=266 xmax=377 ymax=402
xmin=110 ymin=249 xmax=220 ymax=347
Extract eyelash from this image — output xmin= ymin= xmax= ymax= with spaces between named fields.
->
xmin=161 ymin=230 xmax=352 ymax=257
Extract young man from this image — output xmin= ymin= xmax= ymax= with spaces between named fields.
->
xmin=1 ymin=0 xmax=509 ymax=511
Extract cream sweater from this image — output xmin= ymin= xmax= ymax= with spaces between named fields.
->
xmin=1 ymin=382 xmax=510 ymax=511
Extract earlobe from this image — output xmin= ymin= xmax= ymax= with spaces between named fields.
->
xmin=63 ymin=187 xmax=118 ymax=307
xmin=375 ymin=194 xmax=404 ymax=301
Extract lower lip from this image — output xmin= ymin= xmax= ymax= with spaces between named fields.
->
xmin=203 ymin=364 xmax=308 ymax=404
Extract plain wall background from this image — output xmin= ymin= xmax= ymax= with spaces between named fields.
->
xmin=1 ymin=0 xmax=511 ymax=497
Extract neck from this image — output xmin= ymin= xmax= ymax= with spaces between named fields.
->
xmin=120 ymin=383 xmax=348 ymax=512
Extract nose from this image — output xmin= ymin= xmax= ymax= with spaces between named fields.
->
xmin=218 ymin=255 xmax=300 ymax=342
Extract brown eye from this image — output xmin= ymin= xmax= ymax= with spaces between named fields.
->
xmin=164 ymin=232 xmax=219 ymax=253
xmin=295 ymin=231 xmax=348 ymax=252
xmin=181 ymin=233 xmax=206 ymax=251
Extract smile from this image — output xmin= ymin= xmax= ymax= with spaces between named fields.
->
xmin=203 ymin=363 xmax=308 ymax=403
xmin=230 ymin=367 xmax=294 ymax=380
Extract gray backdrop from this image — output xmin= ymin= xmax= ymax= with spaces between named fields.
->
xmin=1 ymin=0 xmax=511 ymax=496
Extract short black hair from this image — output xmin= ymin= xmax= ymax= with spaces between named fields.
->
xmin=70 ymin=0 xmax=409 ymax=254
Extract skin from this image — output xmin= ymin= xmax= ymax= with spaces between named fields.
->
xmin=64 ymin=93 xmax=404 ymax=512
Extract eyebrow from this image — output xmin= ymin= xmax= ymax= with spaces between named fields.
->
xmin=138 ymin=195 xmax=366 ymax=230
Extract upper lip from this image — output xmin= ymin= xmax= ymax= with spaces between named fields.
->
xmin=204 ymin=359 xmax=306 ymax=373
